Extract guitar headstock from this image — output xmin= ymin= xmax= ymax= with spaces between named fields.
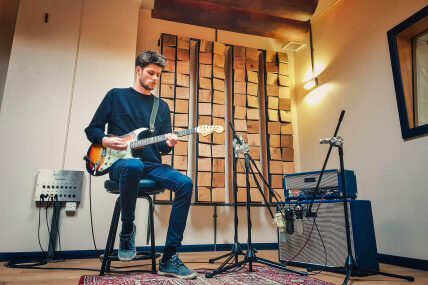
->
xmin=197 ymin=125 xmax=225 ymax=136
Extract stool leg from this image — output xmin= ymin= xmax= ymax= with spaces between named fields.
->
xmin=147 ymin=195 xmax=157 ymax=274
xmin=100 ymin=197 xmax=120 ymax=276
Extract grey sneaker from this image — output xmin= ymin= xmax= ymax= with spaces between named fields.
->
xmin=158 ymin=255 xmax=198 ymax=279
xmin=118 ymin=224 xmax=136 ymax=261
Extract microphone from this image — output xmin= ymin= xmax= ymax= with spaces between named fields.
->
xmin=295 ymin=202 xmax=304 ymax=235
xmin=285 ymin=208 xmax=294 ymax=235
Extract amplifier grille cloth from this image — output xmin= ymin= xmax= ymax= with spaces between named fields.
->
xmin=279 ymin=202 xmax=354 ymax=267
xmin=285 ymin=171 xmax=338 ymax=190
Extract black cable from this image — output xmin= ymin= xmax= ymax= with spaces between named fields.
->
xmin=306 ymin=218 xmax=328 ymax=276
xmin=38 ymin=197 xmax=47 ymax=255
xmin=45 ymin=197 xmax=56 ymax=259
xmin=89 ymin=175 xmax=103 ymax=262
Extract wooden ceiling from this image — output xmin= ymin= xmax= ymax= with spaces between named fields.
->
xmin=151 ymin=0 xmax=319 ymax=42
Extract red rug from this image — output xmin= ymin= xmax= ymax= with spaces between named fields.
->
xmin=79 ymin=266 xmax=334 ymax=285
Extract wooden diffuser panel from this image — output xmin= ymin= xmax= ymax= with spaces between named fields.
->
xmin=158 ymin=33 xmax=191 ymax=201
xmin=196 ymin=40 xmax=226 ymax=203
xmin=265 ymin=50 xmax=293 ymax=201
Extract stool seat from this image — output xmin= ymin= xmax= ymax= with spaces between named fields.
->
xmin=104 ymin=179 xmax=165 ymax=196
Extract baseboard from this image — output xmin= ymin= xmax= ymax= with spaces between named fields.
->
xmin=378 ymin=253 xmax=428 ymax=271
xmin=0 ymin=243 xmax=279 ymax=262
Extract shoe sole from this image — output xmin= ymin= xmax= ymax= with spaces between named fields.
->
xmin=118 ymin=251 xmax=137 ymax=262
xmin=158 ymin=270 xmax=198 ymax=279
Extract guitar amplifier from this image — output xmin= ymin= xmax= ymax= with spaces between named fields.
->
xmin=284 ymin=169 xmax=357 ymax=200
xmin=278 ymin=200 xmax=379 ymax=273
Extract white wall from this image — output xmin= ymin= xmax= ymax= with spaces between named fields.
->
xmin=0 ymin=0 xmax=298 ymax=253
xmin=294 ymin=0 xmax=428 ymax=259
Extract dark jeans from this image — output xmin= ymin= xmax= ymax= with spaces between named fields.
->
xmin=109 ymin=159 xmax=193 ymax=247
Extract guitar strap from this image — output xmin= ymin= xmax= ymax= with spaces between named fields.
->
xmin=149 ymin=95 xmax=159 ymax=133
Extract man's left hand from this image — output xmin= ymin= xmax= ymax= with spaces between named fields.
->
xmin=165 ymin=130 xmax=179 ymax=147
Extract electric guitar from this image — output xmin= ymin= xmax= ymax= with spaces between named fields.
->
xmin=84 ymin=125 xmax=224 ymax=176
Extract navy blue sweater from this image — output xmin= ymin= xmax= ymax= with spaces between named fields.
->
xmin=85 ymin=88 xmax=173 ymax=164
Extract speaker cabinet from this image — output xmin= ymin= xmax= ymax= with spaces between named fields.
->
xmin=278 ymin=200 xmax=379 ymax=272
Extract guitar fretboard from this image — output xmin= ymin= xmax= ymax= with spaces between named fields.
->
xmin=130 ymin=128 xmax=197 ymax=150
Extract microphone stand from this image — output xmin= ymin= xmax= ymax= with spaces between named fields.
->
xmin=206 ymin=123 xmax=307 ymax=278
xmin=306 ymin=110 xmax=414 ymax=284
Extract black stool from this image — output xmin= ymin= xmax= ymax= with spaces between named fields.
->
xmin=99 ymin=179 xmax=165 ymax=276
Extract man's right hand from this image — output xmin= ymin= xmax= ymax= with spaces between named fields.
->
xmin=102 ymin=136 xmax=128 ymax=151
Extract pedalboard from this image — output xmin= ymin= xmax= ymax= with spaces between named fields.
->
xmin=34 ymin=169 xmax=84 ymax=202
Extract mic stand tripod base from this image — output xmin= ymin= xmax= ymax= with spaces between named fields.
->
xmin=208 ymin=242 xmax=244 ymax=264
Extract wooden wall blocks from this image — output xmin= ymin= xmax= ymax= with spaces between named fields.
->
xmin=212 ymin=188 xmax=225 ymax=202
xmin=279 ymin=86 xmax=290 ymax=98
xmin=249 ymin=146 xmax=260 ymax=160
xmin=268 ymin=109 xmax=279 ymax=121
xmin=177 ymin=36 xmax=190 ymax=50
xmin=212 ymin=104 xmax=225 ymax=118
xmin=282 ymin=148 xmax=294 ymax=161
xmin=266 ymin=85 xmax=279 ymax=97
xmin=234 ymin=81 xmax=246 ymax=94
xmin=213 ymin=159 xmax=225 ymax=172
xmin=162 ymin=154 xmax=172 ymax=165
xmin=213 ymin=67 xmax=225 ymax=79
xmin=278 ymin=75 xmax=290 ymax=86
xmin=174 ymin=114 xmax=188 ymax=127
xmin=174 ymin=141 xmax=188 ymax=155
xmin=199 ymin=134 xmax=212 ymax=144
xmin=199 ymin=103 xmax=212 ymax=115
xmin=163 ymin=46 xmax=176 ymax=60
xmin=176 ymin=74 xmax=189 ymax=87
xmin=199 ymin=77 xmax=211 ymax=89
xmin=283 ymin=162 xmax=295 ymax=174
xmin=234 ymin=94 xmax=246 ymax=106
xmin=199 ymin=89 xmax=212 ymax=102
xmin=213 ymin=54 xmax=225 ymax=68
xmin=212 ymin=173 xmax=225 ymax=187
xmin=198 ymin=115 xmax=212 ymax=125
xmin=164 ymin=60 xmax=175 ymax=72
xmin=279 ymin=98 xmax=291 ymax=110
xmin=177 ymin=48 xmax=190 ymax=61
xmin=234 ymin=46 xmax=246 ymax=58
xmin=213 ymin=42 xmax=225 ymax=55
xmin=197 ymin=187 xmax=211 ymax=201
xmin=198 ymin=143 xmax=211 ymax=157
xmin=212 ymin=144 xmax=225 ymax=158
xmin=234 ymin=69 xmax=246 ymax=81
xmin=199 ymin=64 xmax=212 ymax=78
xmin=163 ymin=99 xmax=175 ymax=112
xmin=198 ymin=157 xmax=212 ymax=171
xmin=266 ymin=73 xmax=278 ymax=85
xmin=279 ymin=63 xmax=288 ymax=75
xmin=174 ymin=155 xmax=187 ymax=170
xmin=247 ymin=109 xmax=260 ymax=120
xmin=213 ymin=91 xmax=225 ymax=104
xmin=213 ymin=78 xmax=225 ymax=91
xmin=269 ymin=135 xmax=281 ymax=147
xmin=247 ymin=82 xmax=258 ymax=96
xmin=236 ymin=162 xmax=245 ymax=173
xmin=234 ymin=106 xmax=247 ymax=119
xmin=234 ymin=119 xmax=247 ymax=132
xmin=270 ymin=147 xmax=282 ymax=160
xmin=270 ymin=160 xmax=283 ymax=174
xmin=280 ymin=110 xmax=292 ymax=122
xmin=161 ymin=84 xmax=174 ymax=98
xmin=163 ymin=34 xmax=177 ymax=46
xmin=247 ymin=95 xmax=258 ymax=108
xmin=268 ymin=122 xmax=281 ymax=134
xmin=162 ymin=72 xmax=175 ymax=85
xmin=247 ymin=120 xmax=259 ymax=133
xmin=265 ymin=63 xmax=278 ymax=73
xmin=245 ymin=47 xmax=258 ymax=60
xmin=236 ymin=174 xmax=246 ymax=187
xmin=250 ymin=188 xmax=264 ymax=203
xmin=212 ymin=117 xmax=224 ymax=127
xmin=247 ymin=71 xmax=258 ymax=83
xmin=213 ymin=132 xmax=225 ymax=144
xmin=271 ymin=175 xmax=283 ymax=188
xmin=176 ymin=87 xmax=189 ymax=99
xmin=199 ymin=52 xmax=212 ymax=64
xmin=265 ymin=50 xmax=277 ymax=62
xmin=246 ymin=60 xmax=258 ymax=71
xmin=281 ymin=135 xmax=293 ymax=148
xmin=247 ymin=134 xmax=260 ymax=146
xmin=199 ymin=39 xmax=212 ymax=53
xmin=278 ymin=52 xmax=289 ymax=63
xmin=237 ymin=188 xmax=247 ymax=202
xmin=177 ymin=61 xmax=189 ymax=74
xmin=281 ymin=123 xmax=293 ymax=135
xmin=197 ymin=172 xmax=212 ymax=186
xmin=233 ymin=58 xmax=246 ymax=70
xmin=175 ymin=99 xmax=188 ymax=113
xmin=268 ymin=97 xmax=279 ymax=109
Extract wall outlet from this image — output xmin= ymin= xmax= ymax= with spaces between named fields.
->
xmin=65 ymin=202 xmax=77 ymax=213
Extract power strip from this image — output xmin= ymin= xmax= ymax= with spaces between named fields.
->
xmin=34 ymin=169 xmax=84 ymax=202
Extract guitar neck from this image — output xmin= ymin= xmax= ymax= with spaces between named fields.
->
xmin=130 ymin=128 xmax=197 ymax=150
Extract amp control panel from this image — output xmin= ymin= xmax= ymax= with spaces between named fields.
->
xmin=34 ymin=169 xmax=84 ymax=202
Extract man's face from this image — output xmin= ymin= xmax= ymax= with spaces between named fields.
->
xmin=137 ymin=64 xmax=162 ymax=91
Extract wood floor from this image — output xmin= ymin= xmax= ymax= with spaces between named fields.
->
xmin=0 ymin=250 xmax=426 ymax=285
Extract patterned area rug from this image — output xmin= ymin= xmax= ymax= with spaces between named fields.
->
xmin=79 ymin=266 xmax=334 ymax=285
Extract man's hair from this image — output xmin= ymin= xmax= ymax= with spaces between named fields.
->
xmin=135 ymin=50 xmax=167 ymax=70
